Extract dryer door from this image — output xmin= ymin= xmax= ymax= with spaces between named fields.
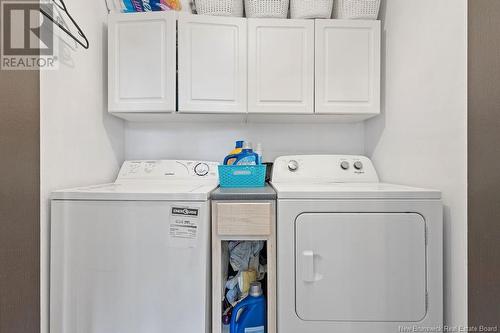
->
xmin=295 ymin=212 xmax=426 ymax=322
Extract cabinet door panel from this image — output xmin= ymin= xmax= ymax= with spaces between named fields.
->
xmin=248 ymin=19 xmax=314 ymax=114
xmin=178 ymin=14 xmax=247 ymax=113
xmin=108 ymin=12 xmax=176 ymax=113
xmin=315 ymin=20 xmax=380 ymax=114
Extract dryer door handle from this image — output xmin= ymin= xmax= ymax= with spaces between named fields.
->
xmin=302 ymin=250 xmax=315 ymax=282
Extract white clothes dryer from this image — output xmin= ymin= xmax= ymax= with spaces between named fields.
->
xmin=271 ymin=155 xmax=443 ymax=333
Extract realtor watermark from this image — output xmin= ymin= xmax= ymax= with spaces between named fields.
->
xmin=399 ymin=325 xmax=498 ymax=332
xmin=1 ymin=0 xmax=57 ymax=70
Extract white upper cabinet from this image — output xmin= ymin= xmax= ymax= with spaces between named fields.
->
xmin=248 ymin=19 xmax=314 ymax=114
xmin=108 ymin=14 xmax=382 ymax=121
xmin=178 ymin=14 xmax=247 ymax=113
xmin=108 ymin=12 xmax=177 ymax=113
xmin=315 ymin=20 xmax=380 ymax=114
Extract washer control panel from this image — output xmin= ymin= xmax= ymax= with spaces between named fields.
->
xmin=272 ymin=155 xmax=379 ymax=183
xmin=116 ymin=160 xmax=219 ymax=181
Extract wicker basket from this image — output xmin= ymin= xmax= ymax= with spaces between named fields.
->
xmin=244 ymin=0 xmax=289 ymax=18
xmin=291 ymin=0 xmax=333 ymax=19
xmin=332 ymin=0 xmax=380 ymax=19
xmin=195 ymin=0 xmax=244 ymax=16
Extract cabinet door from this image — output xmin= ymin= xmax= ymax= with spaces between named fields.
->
xmin=108 ymin=12 xmax=176 ymax=113
xmin=315 ymin=20 xmax=380 ymax=114
xmin=178 ymin=14 xmax=247 ymax=113
xmin=248 ymin=19 xmax=314 ymax=114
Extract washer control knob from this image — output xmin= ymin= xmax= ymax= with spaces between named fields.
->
xmin=353 ymin=161 xmax=363 ymax=170
xmin=288 ymin=160 xmax=299 ymax=172
xmin=340 ymin=161 xmax=350 ymax=170
xmin=194 ymin=163 xmax=209 ymax=176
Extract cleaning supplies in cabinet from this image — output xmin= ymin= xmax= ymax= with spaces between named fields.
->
xmin=225 ymin=241 xmax=266 ymax=305
xmin=229 ymin=282 xmax=266 ymax=333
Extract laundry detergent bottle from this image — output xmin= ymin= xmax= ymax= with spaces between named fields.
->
xmin=224 ymin=142 xmax=259 ymax=166
xmin=225 ymin=141 xmax=244 ymax=165
xmin=229 ymin=282 xmax=266 ymax=333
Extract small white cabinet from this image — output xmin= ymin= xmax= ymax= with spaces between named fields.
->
xmin=178 ymin=14 xmax=247 ymax=113
xmin=212 ymin=200 xmax=277 ymax=333
xmin=248 ymin=19 xmax=314 ymax=114
xmin=315 ymin=20 xmax=380 ymax=114
xmin=108 ymin=12 xmax=177 ymax=113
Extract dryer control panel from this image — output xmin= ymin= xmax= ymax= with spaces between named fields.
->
xmin=116 ymin=160 xmax=219 ymax=182
xmin=272 ymin=155 xmax=379 ymax=183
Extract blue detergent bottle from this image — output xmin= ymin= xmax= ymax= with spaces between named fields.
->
xmin=224 ymin=142 xmax=259 ymax=166
xmin=230 ymin=282 xmax=266 ymax=333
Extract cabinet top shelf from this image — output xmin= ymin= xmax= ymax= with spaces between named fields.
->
xmin=108 ymin=10 xmax=381 ymax=24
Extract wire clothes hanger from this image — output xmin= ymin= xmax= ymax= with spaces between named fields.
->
xmin=39 ymin=0 xmax=89 ymax=49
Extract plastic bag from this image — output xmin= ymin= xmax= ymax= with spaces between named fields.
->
xmin=228 ymin=241 xmax=264 ymax=272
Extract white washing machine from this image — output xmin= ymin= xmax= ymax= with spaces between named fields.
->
xmin=50 ymin=160 xmax=219 ymax=333
xmin=271 ymin=155 xmax=443 ymax=333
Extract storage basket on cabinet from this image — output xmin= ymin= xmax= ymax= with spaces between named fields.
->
xmin=332 ymin=0 xmax=380 ymax=19
xmin=218 ymin=165 xmax=266 ymax=188
xmin=195 ymin=0 xmax=244 ymax=16
xmin=244 ymin=0 xmax=289 ymax=18
xmin=290 ymin=0 xmax=333 ymax=19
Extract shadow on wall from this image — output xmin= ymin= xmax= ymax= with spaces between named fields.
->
xmin=364 ymin=0 xmax=387 ymax=155
xmin=102 ymin=22 xmax=126 ymax=160
xmin=45 ymin=9 xmax=78 ymax=68
xmin=442 ymin=204 xmax=451 ymax=322
xmin=124 ymin=121 xmax=366 ymax=163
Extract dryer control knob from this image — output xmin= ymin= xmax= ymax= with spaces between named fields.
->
xmin=340 ymin=161 xmax=350 ymax=170
xmin=288 ymin=160 xmax=299 ymax=172
xmin=354 ymin=161 xmax=363 ymax=170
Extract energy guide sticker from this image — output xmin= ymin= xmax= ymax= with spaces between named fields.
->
xmin=169 ymin=207 xmax=199 ymax=248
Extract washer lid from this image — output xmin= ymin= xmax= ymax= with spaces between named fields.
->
xmin=51 ymin=159 xmax=220 ymax=201
xmin=51 ymin=183 xmax=218 ymax=201
xmin=271 ymin=182 xmax=441 ymax=199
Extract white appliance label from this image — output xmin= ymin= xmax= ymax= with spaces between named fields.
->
xmin=245 ymin=326 xmax=264 ymax=333
xmin=169 ymin=207 xmax=199 ymax=248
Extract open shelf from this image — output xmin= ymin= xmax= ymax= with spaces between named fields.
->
xmin=212 ymin=200 xmax=276 ymax=333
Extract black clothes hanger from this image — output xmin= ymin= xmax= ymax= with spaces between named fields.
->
xmin=39 ymin=0 xmax=89 ymax=49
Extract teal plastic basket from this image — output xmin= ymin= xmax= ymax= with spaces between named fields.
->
xmin=218 ymin=165 xmax=266 ymax=188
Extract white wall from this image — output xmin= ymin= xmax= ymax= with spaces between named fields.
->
xmin=365 ymin=0 xmax=467 ymax=328
xmin=125 ymin=122 xmax=365 ymax=162
xmin=40 ymin=0 xmax=466 ymax=331
xmin=39 ymin=0 xmax=125 ymax=332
